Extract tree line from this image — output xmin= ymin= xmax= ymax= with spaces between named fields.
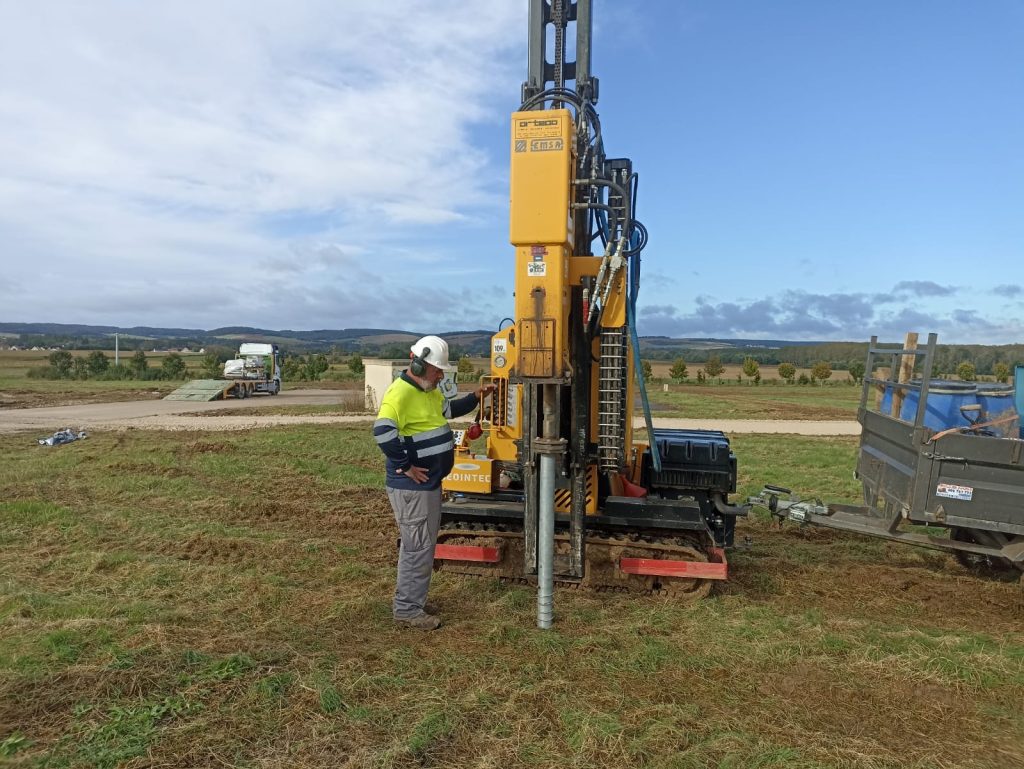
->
xmin=649 ymin=355 xmax=848 ymax=386
xmin=29 ymin=350 xmax=189 ymax=381
xmin=642 ymin=341 xmax=1023 ymax=378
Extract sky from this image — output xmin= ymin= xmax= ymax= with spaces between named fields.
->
xmin=1 ymin=1 xmax=1022 ymax=344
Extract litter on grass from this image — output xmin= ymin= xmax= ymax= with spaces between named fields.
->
xmin=38 ymin=428 xmax=87 ymax=446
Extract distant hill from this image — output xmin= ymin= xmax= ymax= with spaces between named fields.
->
xmin=0 ymin=323 xmax=495 ymax=356
xmin=1 ymin=322 xmax=1019 ymax=375
xmin=0 ymin=322 xmax=823 ymax=356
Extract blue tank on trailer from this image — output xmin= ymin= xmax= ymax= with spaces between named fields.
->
xmin=898 ymin=380 xmax=978 ymax=431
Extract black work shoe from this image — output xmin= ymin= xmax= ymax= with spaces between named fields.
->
xmin=394 ymin=612 xmax=441 ymax=631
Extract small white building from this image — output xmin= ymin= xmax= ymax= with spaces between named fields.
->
xmin=363 ymin=358 xmax=461 ymax=412
xmin=363 ymin=359 xmax=407 ymax=412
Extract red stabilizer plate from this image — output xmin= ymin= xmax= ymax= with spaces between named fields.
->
xmin=619 ymin=547 xmax=728 ymax=581
xmin=434 ymin=544 xmax=501 ymax=563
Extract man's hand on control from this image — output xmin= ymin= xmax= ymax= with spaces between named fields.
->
xmin=401 ymin=465 xmax=428 ymax=484
xmin=475 ymin=384 xmax=496 ymax=398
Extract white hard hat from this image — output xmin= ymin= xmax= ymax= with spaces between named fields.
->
xmin=410 ymin=335 xmax=456 ymax=372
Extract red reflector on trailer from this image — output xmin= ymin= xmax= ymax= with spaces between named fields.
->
xmin=434 ymin=544 xmax=501 ymax=563
xmin=620 ymin=547 xmax=728 ymax=581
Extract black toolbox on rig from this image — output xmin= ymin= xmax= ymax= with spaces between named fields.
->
xmin=645 ymin=429 xmax=738 ymax=495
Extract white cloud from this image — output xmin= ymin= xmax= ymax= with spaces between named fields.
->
xmin=0 ymin=1 xmax=523 ymax=328
xmin=639 ymin=290 xmax=1024 ymax=344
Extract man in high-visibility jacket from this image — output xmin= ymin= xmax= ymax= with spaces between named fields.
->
xmin=373 ymin=335 xmax=494 ymax=630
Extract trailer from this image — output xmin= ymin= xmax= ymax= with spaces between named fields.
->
xmin=220 ymin=343 xmax=282 ymax=398
xmin=751 ymin=333 xmax=1024 ymax=576
xmin=165 ymin=343 xmax=282 ymax=401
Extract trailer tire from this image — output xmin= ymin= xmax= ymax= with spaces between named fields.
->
xmin=950 ymin=527 xmax=1020 ymax=578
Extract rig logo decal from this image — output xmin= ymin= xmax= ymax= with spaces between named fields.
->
xmin=530 ymin=138 xmax=563 ymax=152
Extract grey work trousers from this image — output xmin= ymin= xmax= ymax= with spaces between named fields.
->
xmin=386 ymin=486 xmax=441 ymax=619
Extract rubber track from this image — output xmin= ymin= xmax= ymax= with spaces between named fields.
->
xmin=436 ymin=521 xmax=714 ymax=599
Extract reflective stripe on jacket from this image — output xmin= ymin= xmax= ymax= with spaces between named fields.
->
xmin=373 ymin=371 xmax=477 ymax=490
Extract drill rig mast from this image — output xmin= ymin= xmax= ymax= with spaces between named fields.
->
xmin=438 ymin=0 xmax=745 ymax=625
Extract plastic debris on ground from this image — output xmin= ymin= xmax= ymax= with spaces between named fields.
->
xmin=37 ymin=428 xmax=88 ymax=446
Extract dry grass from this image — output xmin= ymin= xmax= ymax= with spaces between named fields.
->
xmin=0 ymin=350 xmax=364 ymax=409
xmin=1 ymin=426 xmax=1021 ymax=768
xmin=184 ymin=391 xmax=368 ymax=417
xmin=646 ymin=383 xmax=862 ymax=420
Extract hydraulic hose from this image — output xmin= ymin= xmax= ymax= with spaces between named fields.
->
xmin=625 ymin=228 xmax=660 ymax=473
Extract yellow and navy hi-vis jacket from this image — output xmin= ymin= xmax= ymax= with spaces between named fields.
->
xmin=373 ymin=371 xmax=478 ymax=491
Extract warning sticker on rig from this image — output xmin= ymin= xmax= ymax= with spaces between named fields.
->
xmin=527 ymin=261 xmax=547 ymax=277
xmin=936 ymin=483 xmax=973 ymax=501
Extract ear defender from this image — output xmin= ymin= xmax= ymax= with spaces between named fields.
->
xmin=410 ymin=346 xmax=431 ymax=377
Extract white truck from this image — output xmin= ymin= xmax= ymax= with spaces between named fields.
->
xmin=222 ymin=342 xmax=282 ymax=398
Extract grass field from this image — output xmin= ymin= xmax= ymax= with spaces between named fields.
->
xmin=1 ymin=347 xmax=864 ymax=419
xmin=645 ymin=383 xmax=862 ymax=420
xmin=0 ymin=350 xmax=198 ymax=408
xmin=0 ymin=350 xmax=365 ymax=409
xmin=1 ymin=426 xmax=1021 ymax=768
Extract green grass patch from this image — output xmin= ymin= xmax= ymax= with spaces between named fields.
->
xmin=1 ymin=426 xmax=1021 ymax=768
xmin=646 ymin=382 xmax=862 ymax=420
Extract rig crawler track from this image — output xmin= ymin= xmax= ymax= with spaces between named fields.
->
xmin=435 ymin=522 xmax=723 ymax=599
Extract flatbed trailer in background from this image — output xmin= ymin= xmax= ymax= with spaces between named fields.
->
xmin=752 ymin=333 xmax=1024 ymax=576
xmin=165 ymin=342 xmax=282 ymax=401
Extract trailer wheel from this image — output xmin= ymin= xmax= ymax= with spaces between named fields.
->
xmin=950 ymin=527 xmax=1020 ymax=578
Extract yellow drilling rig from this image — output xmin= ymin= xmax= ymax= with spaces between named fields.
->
xmin=435 ymin=0 xmax=747 ymax=625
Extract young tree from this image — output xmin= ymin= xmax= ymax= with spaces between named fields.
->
xmin=703 ymin=354 xmax=724 ymax=383
xmin=281 ymin=355 xmax=303 ymax=381
xmin=86 ymin=350 xmax=110 ymax=376
xmin=200 ymin=354 xmax=223 ymax=378
xmin=848 ymin=360 xmax=865 ymax=385
xmin=304 ymin=354 xmax=329 ymax=381
xmin=72 ymin=356 xmax=90 ymax=380
xmin=777 ymin=362 xmax=796 ymax=384
xmin=741 ymin=357 xmax=760 ymax=384
xmin=48 ymin=350 xmax=74 ymax=378
xmin=811 ymin=360 xmax=833 ymax=385
xmin=130 ymin=349 xmax=149 ymax=378
xmin=669 ymin=358 xmax=688 ymax=383
xmin=993 ymin=362 xmax=1010 ymax=383
xmin=457 ymin=355 xmax=475 ymax=379
xmin=348 ymin=353 xmax=365 ymax=375
xmin=641 ymin=360 xmax=653 ymax=382
xmin=696 ymin=370 xmax=705 ymax=384
xmin=161 ymin=352 xmax=187 ymax=380
xmin=956 ymin=361 xmax=977 ymax=382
